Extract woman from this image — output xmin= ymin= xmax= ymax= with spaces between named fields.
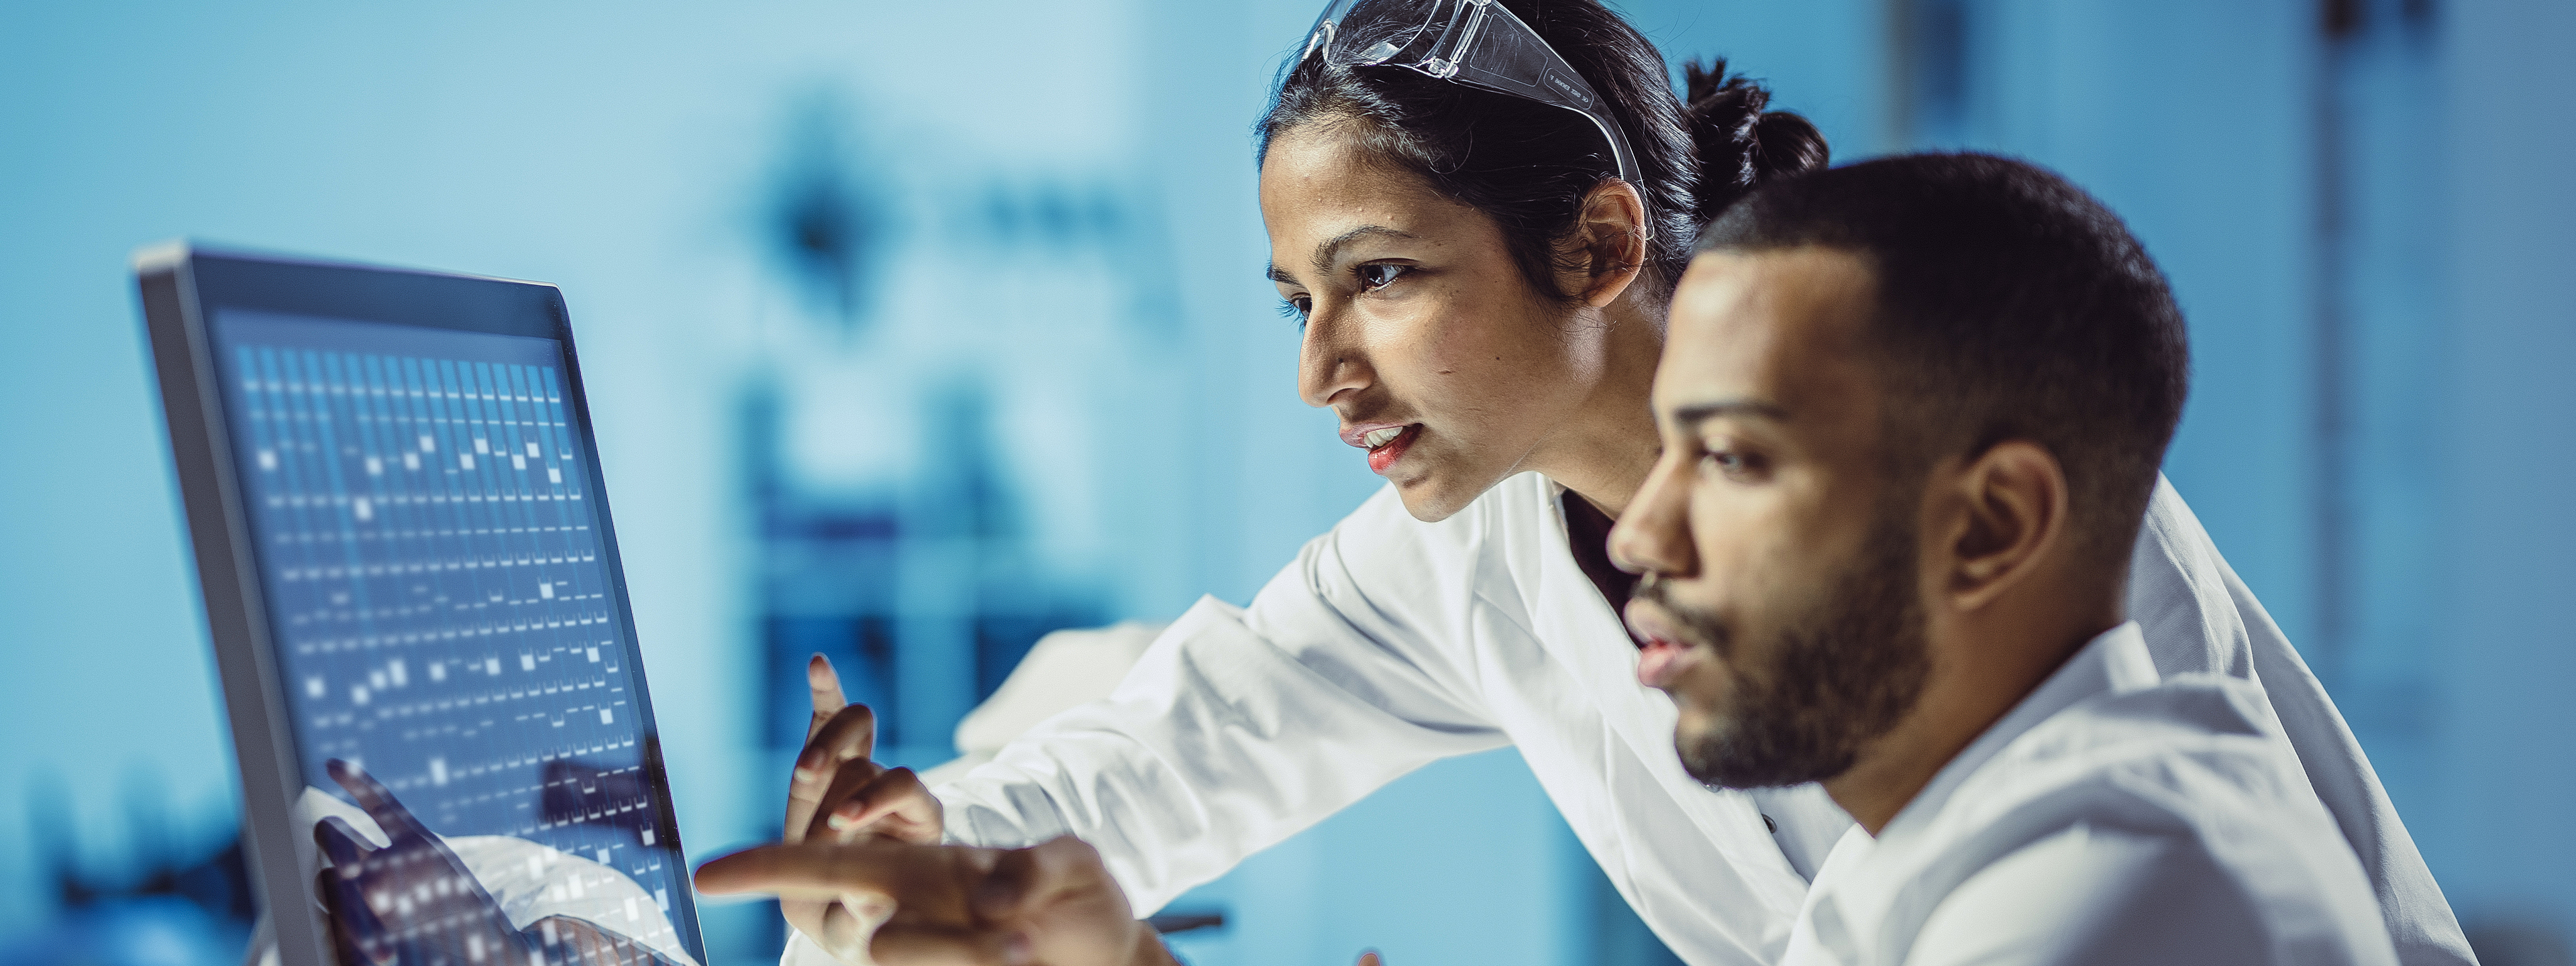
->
xmin=750 ymin=2 xmax=2459 ymax=964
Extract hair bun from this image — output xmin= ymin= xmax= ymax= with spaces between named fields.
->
xmin=1680 ymin=58 xmax=1829 ymax=225
xmin=1751 ymin=111 xmax=1829 ymax=181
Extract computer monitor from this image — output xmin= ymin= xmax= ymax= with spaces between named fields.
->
xmin=136 ymin=244 xmax=707 ymax=966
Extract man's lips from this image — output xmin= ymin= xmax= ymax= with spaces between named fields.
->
xmin=1624 ymin=600 xmax=1700 ymax=689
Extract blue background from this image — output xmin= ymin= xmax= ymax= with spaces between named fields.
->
xmin=3 ymin=1 xmax=2571 ymax=964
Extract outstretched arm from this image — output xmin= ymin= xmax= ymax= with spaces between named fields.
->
xmin=816 ymin=489 xmax=1512 ymax=918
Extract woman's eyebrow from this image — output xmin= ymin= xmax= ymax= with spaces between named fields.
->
xmin=1310 ymin=225 xmax=1417 ymax=274
xmin=1266 ymin=226 xmax=1417 ymax=286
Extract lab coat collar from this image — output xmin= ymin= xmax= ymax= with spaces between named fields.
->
xmin=1792 ymin=623 xmax=2161 ymax=965
xmin=1878 ymin=621 xmax=2159 ymax=845
xmin=1532 ymin=477 xmax=1673 ymax=753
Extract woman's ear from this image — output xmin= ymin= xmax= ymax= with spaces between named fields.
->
xmin=1939 ymin=440 xmax=2070 ymax=612
xmin=1562 ymin=180 xmax=1649 ymax=308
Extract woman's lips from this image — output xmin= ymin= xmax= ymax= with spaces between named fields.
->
xmin=1340 ymin=423 xmax=1421 ymax=475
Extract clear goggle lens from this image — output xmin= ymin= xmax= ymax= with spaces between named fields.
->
xmin=1306 ymin=0 xmax=1449 ymax=69
xmin=1298 ymin=0 xmax=1648 ymax=235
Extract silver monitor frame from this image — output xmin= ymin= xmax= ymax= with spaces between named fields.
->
xmin=133 ymin=241 xmax=703 ymax=966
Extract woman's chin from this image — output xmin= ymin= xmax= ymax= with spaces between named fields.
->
xmin=1389 ymin=465 xmax=1494 ymax=523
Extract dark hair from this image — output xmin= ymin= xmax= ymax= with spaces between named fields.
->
xmin=1259 ymin=0 xmax=1828 ymax=304
xmin=1698 ymin=154 xmax=2192 ymax=568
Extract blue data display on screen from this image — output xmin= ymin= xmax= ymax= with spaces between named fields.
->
xmin=211 ymin=309 xmax=699 ymax=964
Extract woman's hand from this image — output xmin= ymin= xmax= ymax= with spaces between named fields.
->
xmin=697 ymin=836 xmax=1174 ymax=966
xmin=784 ymin=655 xmax=945 ymax=957
xmin=792 ymin=655 xmax=944 ymax=845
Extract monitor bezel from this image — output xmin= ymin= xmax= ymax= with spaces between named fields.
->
xmin=134 ymin=241 xmax=703 ymax=966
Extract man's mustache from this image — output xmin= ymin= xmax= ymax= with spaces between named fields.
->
xmin=1631 ymin=573 xmax=1735 ymax=660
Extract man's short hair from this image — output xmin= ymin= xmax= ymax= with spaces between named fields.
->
xmin=1696 ymin=152 xmax=2190 ymax=570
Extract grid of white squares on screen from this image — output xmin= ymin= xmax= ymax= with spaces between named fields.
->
xmin=297 ymin=642 xmax=626 ymax=728
xmin=234 ymin=348 xmax=607 ymax=652
xmin=238 ymin=350 xmax=585 ymax=526
xmin=236 ymin=345 xmax=650 ymax=828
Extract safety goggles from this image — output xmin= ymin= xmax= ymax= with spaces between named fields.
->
xmin=1300 ymin=0 xmax=1647 ymax=221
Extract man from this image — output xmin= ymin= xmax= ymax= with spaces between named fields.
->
xmin=695 ymin=155 xmax=2432 ymax=965
xmin=1608 ymin=154 xmax=2402 ymax=963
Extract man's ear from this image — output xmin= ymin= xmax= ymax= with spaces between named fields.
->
xmin=1936 ymin=440 xmax=2070 ymax=612
xmin=1559 ymin=180 xmax=1649 ymax=308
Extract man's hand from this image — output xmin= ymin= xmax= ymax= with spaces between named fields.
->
xmin=697 ymin=836 xmax=1175 ymax=966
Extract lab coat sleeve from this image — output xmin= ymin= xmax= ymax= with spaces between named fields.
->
xmin=935 ymin=486 xmax=1514 ymax=915
xmin=2124 ymin=476 xmax=2473 ymax=966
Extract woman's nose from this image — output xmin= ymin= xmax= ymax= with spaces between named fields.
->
xmin=1298 ymin=310 xmax=1372 ymax=409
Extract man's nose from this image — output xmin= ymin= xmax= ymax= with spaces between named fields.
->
xmin=1609 ymin=450 xmax=1697 ymax=578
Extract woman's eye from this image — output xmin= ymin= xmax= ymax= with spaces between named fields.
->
xmin=1357 ymin=263 xmax=1408 ymax=292
xmin=1278 ymin=295 xmax=1312 ymax=323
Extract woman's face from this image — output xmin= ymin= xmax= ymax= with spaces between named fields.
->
xmin=1261 ymin=123 xmax=1626 ymax=522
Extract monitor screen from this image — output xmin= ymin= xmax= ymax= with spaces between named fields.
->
xmin=209 ymin=307 xmax=703 ymax=965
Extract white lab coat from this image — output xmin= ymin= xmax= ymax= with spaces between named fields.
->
xmin=782 ymin=473 xmax=2469 ymax=966
xmin=1780 ymin=623 xmax=2396 ymax=966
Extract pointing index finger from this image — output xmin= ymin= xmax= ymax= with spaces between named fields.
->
xmin=809 ymin=654 xmax=847 ymax=716
xmin=694 ymin=842 xmax=991 ymax=921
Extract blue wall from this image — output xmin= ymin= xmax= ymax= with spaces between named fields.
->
xmin=2440 ymin=0 xmax=2576 ymax=946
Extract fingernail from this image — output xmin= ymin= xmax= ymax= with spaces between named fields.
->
xmin=852 ymin=896 xmax=893 ymax=921
xmin=793 ymin=767 xmax=815 ymax=784
xmin=825 ymin=813 xmax=848 ymax=830
xmin=1001 ymin=934 xmax=1033 ymax=966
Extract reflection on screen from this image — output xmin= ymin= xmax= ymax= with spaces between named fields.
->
xmin=215 ymin=310 xmax=700 ymax=963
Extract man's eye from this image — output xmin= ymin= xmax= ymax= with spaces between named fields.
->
xmin=1700 ymin=449 xmax=1761 ymax=477
xmin=1358 ymin=264 xmax=1408 ymax=292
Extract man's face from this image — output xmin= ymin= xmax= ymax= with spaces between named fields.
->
xmin=1610 ymin=248 xmax=1933 ymax=790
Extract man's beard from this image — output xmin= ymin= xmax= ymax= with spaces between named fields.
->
xmin=1643 ymin=503 xmax=1932 ymax=790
